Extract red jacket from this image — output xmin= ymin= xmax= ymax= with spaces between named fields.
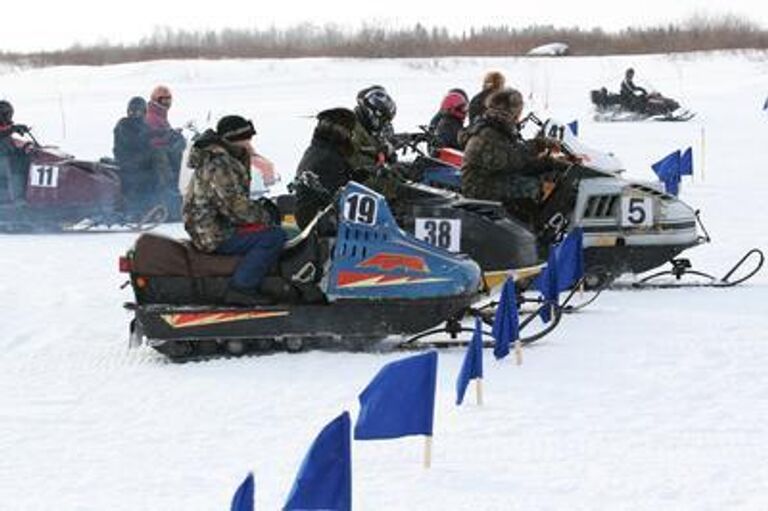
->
xmin=145 ymin=101 xmax=172 ymax=148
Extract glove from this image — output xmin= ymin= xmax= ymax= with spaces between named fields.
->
xmin=12 ymin=124 xmax=30 ymax=135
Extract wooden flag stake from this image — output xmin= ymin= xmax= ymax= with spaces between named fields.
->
xmin=700 ymin=126 xmax=706 ymax=182
xmin=476 ymin=378 xmax=484 ymax=406
xmin=424 ymin=436 xmax=433 ymax=469
xmin=514 ymin=337 xmax=523 ymax=366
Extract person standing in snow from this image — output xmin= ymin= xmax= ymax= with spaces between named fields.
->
xmin=183 ymin=115 xmax=285 ymax=304
xmin=468 ymin=71 xmax=506 ymax=125
xmin=113 ymin=96 xmax=171 ymax=212
xmin=146 ymin=85 xmax=187 ymax=199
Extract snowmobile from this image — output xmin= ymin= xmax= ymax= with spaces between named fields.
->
xmin=120 ymin=181 xmax=485 ymax=360
xmin=0 ymin=131 xmax=177 ymax=233
xmin=590 ymin=87 xmax=694 ymax=122
xmin=388 ymin=116 xmax=762 ymax=289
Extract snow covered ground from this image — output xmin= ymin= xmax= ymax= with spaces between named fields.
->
xmin=1 ymin=52 xmax=767 ymax=510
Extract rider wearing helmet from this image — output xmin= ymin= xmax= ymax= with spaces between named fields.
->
xmin=350 ymin=85 xmax=397 ymax=170
xmin=620 ymin=68 xmax=648 ymax=111
xmin=0 ymin=100 xmax=32 ymax=204
xmin=429 ymin=90 xmax=469 ymax=150
xmin=113 ymin=96 xmax=172 ymax=212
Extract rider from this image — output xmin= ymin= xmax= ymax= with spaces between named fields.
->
xmin=183 ymin=115 xmax=286 ymax=304
xmin=468 ymin=71 xmax=505 ymax=125
xmin=113 ymin=96 xmax=171 ymax=212
xmin=620 ymin=68 xmax=648 ymax=111
xmin=294 ymin=108 xmax=357 ymax=228
xmin=146 ymin=85 xmax=187 ymax=199
xmin=0 ymin=100 xmax=32 ymax=204
xmin=429 ymin=89 xmax=469 ymax=150
xmin=461 ymin=88 xmax=567 ymax=227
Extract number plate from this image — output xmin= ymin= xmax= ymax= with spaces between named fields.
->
xmin=620 ymin=196 xmax=654 ymax=228
xmin=343 ymin=192 xmax=378 ymax=225
xmin=415 ymin=218 xmax=462 ymax=252
xmin=29 ymin=165 xmax=60 ymax=188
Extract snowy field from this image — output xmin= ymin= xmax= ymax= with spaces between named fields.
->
xmin=1 ymin=52 xmax=768 ymax=510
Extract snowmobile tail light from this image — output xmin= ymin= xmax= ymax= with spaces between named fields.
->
xmin=119 ymin=256 xmax=132 ymax=273
xmin=136 ymin=277 xmax=148 ymax=289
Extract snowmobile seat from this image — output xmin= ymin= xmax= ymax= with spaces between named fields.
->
xmin=132 ymin=233 xmax=241 ymax=277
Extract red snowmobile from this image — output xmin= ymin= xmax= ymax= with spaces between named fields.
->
xmin=0 ymin=132 xmax=172 ymax=233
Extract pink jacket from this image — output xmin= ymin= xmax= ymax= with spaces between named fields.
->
xmin=145 ymin=101 xmax=172 ymax=148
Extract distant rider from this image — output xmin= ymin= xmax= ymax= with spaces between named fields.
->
xmin=183 ymin=115 xmax=286 ymax=304
xmin=113 ymin=96 xmax=171 ymax=212
xmin=0 ymin=100 xmax=32 ymax=204
xmin=146 ymin=85 xmax=187 ymax=200
xmin=620 ymin=68 xmax=647 ymax=110
xmin=468 ymin=71 xmax=506 ymax=125
xmin=461 ymin=88 xmax=568 ymax=226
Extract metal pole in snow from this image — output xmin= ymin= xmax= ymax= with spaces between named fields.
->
xmin=700 ymin=126 xmax=706 ymax=182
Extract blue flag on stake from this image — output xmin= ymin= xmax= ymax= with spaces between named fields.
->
xmin=492 ymin=278 xmax=519 ymax=359
xmin=763 ymin=96 xmax=768 ymax=111
xmin=680 ymin=147 xmax=693 ymax=176
xmin=567 ymin=120 xmax=579 ymax=136
xmin=456 ymin=316 xmax=484 ymax=405
xmin=231 ymin=472 xmax=254 ymax=511
xmin=651 ymin=150 xmax=681 ymax=196
xmin=284 ymin=412 xmax=352 ymax=511
xmin=554 ymin=228 xmax=585 ymax=292
xmin=535 ymin=248 xmax=559 ymax=323
xmin=354 ymin=352 xmax=438 ymax=440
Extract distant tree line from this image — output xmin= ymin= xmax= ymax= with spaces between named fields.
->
xmin=2 ymin=16 xmax=767 ymax=67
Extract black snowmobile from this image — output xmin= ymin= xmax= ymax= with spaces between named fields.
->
xmin=590 ymin=87 xmax=694 ymax=122
xmin=121 ymin=182 xmax=485 ymax=360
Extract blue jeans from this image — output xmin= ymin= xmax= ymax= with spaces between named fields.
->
xmin=215 ymin=227 xmax=286 ymax=290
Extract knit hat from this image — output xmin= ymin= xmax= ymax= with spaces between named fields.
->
xmin=216 ymin=115 xmax=257 ymax=142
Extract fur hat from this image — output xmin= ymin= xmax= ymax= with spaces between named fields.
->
xmin=216 ymin=115 xmax=256 ymax=142
xmin=486 ymin=88 xmax=523 ymax=114
xmin=482 ymin=71 xmax=506 ymax=91
xmin=316 ymin=107 xmax=356 ymax=130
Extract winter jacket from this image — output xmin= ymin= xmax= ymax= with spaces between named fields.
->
xmin=620 ymin=77 xmax=647 ymax=99
xmin=348 ymin=109 xmax=394 ymax=171
xmin=113 ymin=116 xmax=153 ymax=169
xmin=183 ymin=130 xmax=273 ymax=252
xmin=468 ymin=89 xmax=495 ymax=125
xmin=296 ymin=119 xmax=354 ymax=194
xmin=461 ymin=108 xmax=560 ymax=203
xmin=432 ymin=112 xmax=465 ymax=150
xmin=145 ymin=101 xmax=173 ymax=148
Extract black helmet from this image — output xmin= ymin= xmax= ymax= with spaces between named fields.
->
xmin=0 ymin=100 xmax=14 ymax=125
xmin=626 ymin=68 xmax=635 ymax=77
xmin=356 ymin=85 xmax=396 ymax=133
xmin=127 ymin=96 xmax=147 ymax=116
xmin=217 ymin=115 xmax=256 ymax=142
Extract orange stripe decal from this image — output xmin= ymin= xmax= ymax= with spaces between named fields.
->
xmin=161 ymin=311 xmax=289 ymax=329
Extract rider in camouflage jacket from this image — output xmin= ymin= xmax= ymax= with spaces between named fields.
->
xmin=183 ymin=129 xmax=273 ymax=252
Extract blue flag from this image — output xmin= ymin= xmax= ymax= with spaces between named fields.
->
xmin=284 ymin=412 xmax=352 ymax=511
xmin=492 ymin=278 xmax=519 ymax=359
xmin=456 ymin=316 xmax=484 ymax=405
xmin=651 ymin=150 xmax=681 ymax=196
xmin=535 ymin=248 xmax=559 ymax=323
xmin=763 ymin=96 xmax=768 ymax=111
xmin=680 ymin=147 xmax=693 ymax=176
xmin=567 ymin=120 xmax=579 ymax=137
xmin=231 ymin=473 xmax=254 ymax=511
xmin=554 ymin=228 xmax=585 ymax=292
xmin=354 ymin=352 xmax=438 ymax=440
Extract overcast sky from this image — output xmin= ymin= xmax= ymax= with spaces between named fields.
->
xmin=3 ymin=0 xmax=767 ymax=52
